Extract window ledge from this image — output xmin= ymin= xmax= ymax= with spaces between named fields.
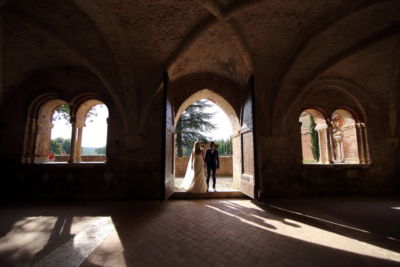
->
xmin=302 ymin=163 xmax=370 ymax=169
xmin=25 ymin=162 xmax=107 ymax=168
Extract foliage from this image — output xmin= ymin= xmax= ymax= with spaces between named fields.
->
xmin=50 ymin=137 xmax=70 ymax=155
xmin=175 ymin=100 xmax=217 ymax=157
xmin=95 ymin=146 xmax=106 ymax=155
xmin=52 ymin=104 xmax=71 ymax=122
xmin=309 ymin=116 xmax=320 ymax=161
xmin=52 ymin=104 xmax=100 ymax=123
xmin=215 ymin=139 xmax=232 ymax=155
xmin=61 ymin=139 xmax=71 ymax=154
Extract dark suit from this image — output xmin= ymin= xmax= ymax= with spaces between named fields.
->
xmin=204 ymin=148 xmax=219 ymax=189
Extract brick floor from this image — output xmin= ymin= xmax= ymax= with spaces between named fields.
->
xmin=0 ymin=197 xmax=399 ymax=266
xmin=174 ymin=176 xmax=237 ymax=192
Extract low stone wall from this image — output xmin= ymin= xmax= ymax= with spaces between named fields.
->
xmin=54 ymin=155 xmax=106 ymax=162
xmin=175 ymin=156 xmax=232 ymax=177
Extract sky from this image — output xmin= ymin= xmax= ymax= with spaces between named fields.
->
xmin=51 ymin=100 xmax=232 ymax=147
xmin=51 ymin=104 xmax=109 ymax=147
xmin=199 ymin=99 xmax=233 ymax=140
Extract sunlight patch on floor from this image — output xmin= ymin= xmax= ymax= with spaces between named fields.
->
xmin=33 ymin=217 xmax=115 ymax=267
xmin=206 ymin=200 xmax=400 ymax=263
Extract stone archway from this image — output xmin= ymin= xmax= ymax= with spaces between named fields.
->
xmin=71 ymin=99 xmax=109 ymax=163
xmin=174 ymin=89 xmax=241 ymax=190
xmin=22 ymin=97 xmax=70 ymax=164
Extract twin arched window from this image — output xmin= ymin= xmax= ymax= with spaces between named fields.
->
xmin=22 ymin=97 xmax=109 ymax=164
xmin=299 ymin=108 xmax=370 ymax=165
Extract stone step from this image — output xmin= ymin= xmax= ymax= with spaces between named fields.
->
xmin=170 ymin=191 xmax=246 ymax=199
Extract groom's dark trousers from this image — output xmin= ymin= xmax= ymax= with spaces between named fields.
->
xmin=204 ymin=148 xmax=219 ymax=189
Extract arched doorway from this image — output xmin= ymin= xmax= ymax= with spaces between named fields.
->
xmin=163 ymin=79 xmax=257 ymax=199
xmin=174 ymin=90 xmax=240 ymax=193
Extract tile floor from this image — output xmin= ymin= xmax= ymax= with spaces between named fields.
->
xmin=174 ymin=177 xmax=238 ymax=192
xmin=0 ymin=197 xmax=399 ymax=266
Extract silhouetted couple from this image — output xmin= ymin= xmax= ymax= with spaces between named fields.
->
xmin=180 ymin=141 xmax=219 ymax=193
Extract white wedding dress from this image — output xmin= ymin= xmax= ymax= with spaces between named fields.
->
xmin=180 ymin=151 xmax=207 ymax=193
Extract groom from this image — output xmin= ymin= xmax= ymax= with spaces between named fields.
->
xmin=204 ymin=141 xmax=219 ymax=192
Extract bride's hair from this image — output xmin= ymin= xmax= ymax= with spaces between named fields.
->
xmin=193 ymin=141 xmax=201 ymax=154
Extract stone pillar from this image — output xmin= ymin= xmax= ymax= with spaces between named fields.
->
xmin=317 ymin=128 xmax=327 ymax=164
xmin=34 ymin=120 xmax=53 ymax=163
xmin=326 ymin=127 xmax=334 ymax=164
xmin=75 ymin=125 xmax=84 ymax=162
xmin=355 ymin=123 xmax=365 ymax=164
xmin=360 ymin=123 xmax=370 ymax=164
xmin=22 ymin=119 xmax=35 ymax=163
xmin=69 ymin=119 xmax=77 ymax=163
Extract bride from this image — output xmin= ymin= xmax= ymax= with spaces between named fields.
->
xmin=180 ymin=141 xmax=207 ymax=193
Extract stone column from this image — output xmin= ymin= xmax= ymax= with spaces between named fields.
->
xmin=355 ymin=123 xmax=365 ymax=164
xmin=69 ymin=119 xmax=77 ymax=163
xmin=22 ymin=119 xmax=35 ymax=163
xmin=75 ymin=123 xmax=84 ymax=162
xmin=317 ymin=128 xmax=327 ymax=164
xmin=326 ymin=127 xmax=334 ymax=164
xmin=360 ymin=123 xmax=370 ymax=164
xmin=35 ymin=120 xmax=53 ymax=163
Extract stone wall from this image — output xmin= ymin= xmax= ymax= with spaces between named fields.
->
xmin=54 ymin=155 xmax=106 ymax=162
xmin=175 ymin=156 xmax=232 ymax=177
xmin=342 ymin=126 xmax=359 ymax=163
xmin=301 ymin=131 xmax=314 ymax=162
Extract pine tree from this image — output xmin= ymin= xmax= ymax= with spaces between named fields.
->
xmin=176 ymin=100 xmax=217 ymax=157
xmin=309 ymin=116 xmax=320 ymax=161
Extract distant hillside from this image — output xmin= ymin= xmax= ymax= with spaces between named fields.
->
xmin=81 ymin=147 xmax=105 ymax=155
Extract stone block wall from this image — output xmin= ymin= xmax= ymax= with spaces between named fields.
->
xmin=342 ymin=126 xmax=359 ymax=163
xmin=54 ymin=155 xmax=106 ymax=162
xmin=175 ymin=156 xmax=232 ymax=177
xmin=301 ymin=131 xmax=314 ymax=162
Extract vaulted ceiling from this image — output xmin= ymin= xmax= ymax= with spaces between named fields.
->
xmin=2 ymin=0 xmax=400 ymax=108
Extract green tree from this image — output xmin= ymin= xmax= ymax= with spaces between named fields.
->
xmin=309 ymin=116 xmax=320 ymax=161
xmin=50 ymin=138 xmax=64 ymax=155
xmin=62 ymin=139 xmax=71 ymax=154
xmin=52 ymin=104 xmax=100 ymax=123
xmin=215 ymin=139 xmax=232 ymax=155
xmin=95 ymin=146 xmax=106 ymax=155
xmin=52 ymin=104 xmax=71 ymax=122
xmin=176 ymin=100 xmax=217 ymax=157
xmin=50 ymin=137 xmax=71 ymax=155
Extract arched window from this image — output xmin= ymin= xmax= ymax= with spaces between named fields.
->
xmin=330 ymin=109 xmax=369 ymax=164
xmin=298 ymin=107 xmax=370 ymax=165
xmin=28 ymin=99 xmax=71 ymax=163
xmin=73 ymin=100 xmax=109 ymax=163
xmin=299 ymin=109 xmax=328 ymax=164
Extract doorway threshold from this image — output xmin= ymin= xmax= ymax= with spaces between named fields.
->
xmin=171 ymin=191 xmax=245 ymax=199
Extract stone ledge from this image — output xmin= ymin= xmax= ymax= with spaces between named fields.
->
xmin=171 ymin=191 xmax=245 ymax=199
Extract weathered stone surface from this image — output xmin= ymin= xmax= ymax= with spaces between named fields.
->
xmin=0 ymin=0 xmax=399 ymax=200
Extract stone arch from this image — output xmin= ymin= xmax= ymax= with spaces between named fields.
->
xmin=4 ymin=66 xmax=126 ymax=138
xmin=330 ymin=108 xmax=370 ymax=164
xmin=69 ymin=98 xmax=109 ymax=163
xmin=274 ymin=0 xmax=400 ymax=125
xmin=280 ymin=76 xmax=379 ymax=136
xmin=172 ymin=89 xmax=242 ymax=190
xmin=169 ymin=73 xmax=242 ymax=118
xmin=299 ymin=108 xmax=328 ymax=164
xmin=175 ymin=89 xmax=239 ymax=132
xmin=22 ymin=93 xmax=70 ymax=163
xmin=300 ymin=108 xmax=328 ymax=130
xmin=3 ymin=9 xmax=126 ymax=129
